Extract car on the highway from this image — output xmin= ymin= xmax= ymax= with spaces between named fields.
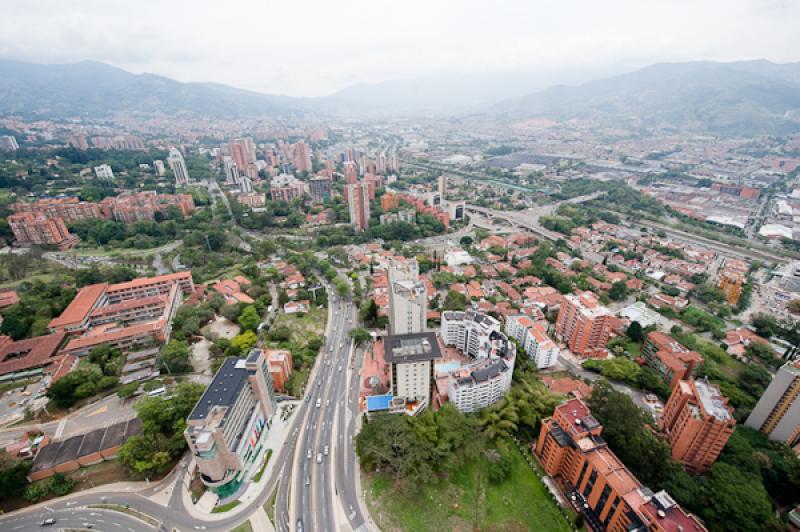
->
xmin=83 ymin=524 xmax=94 ymax=529
xmin=317 ymin=453 xmax=323 ymax=463
xmin=305 ymin=476 xmax=310 ymax=486
xmin=324 ymin=445 xmax=329 ymax=456
xmin=307 ymin=448 xmax=312 ymax=460
xmin=326 ymin=399 xmax=330 ymax=406
xmin=40 ymin=518 xmax=56 ymax=526
xmin=297 ymin=520 xmax=304 ymax=532
xmin=316 ymin=398 xmax=321 ymax=408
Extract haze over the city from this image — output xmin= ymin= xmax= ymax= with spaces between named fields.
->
xmin=1 ymin=0 xmax=799 ymax=97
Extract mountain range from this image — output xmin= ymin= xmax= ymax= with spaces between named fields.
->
xmin=1 ymin=58 xmax=800 ymax=136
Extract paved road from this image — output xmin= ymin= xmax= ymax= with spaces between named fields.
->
xmin=1 ymin=498 xmax=158 ymax=532
xmin=288 ymin=294 xmax=366 ymax=532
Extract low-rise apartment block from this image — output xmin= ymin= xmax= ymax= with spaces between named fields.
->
xmin=536 ymin=398 xmax=706 ymax=531
xmin=505 ymin=314 xmax=559 ymax=369
xmin=7 ymin=212 xmax=78 ymax=249
xmin=641 ymin=332 xmax=703 ymax=390
xmin=441 ymin=309 xmax=501 ymax=360
xmin=446 ymin=330 xmax=515 ymax=413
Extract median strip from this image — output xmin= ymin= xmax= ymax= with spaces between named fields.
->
xmin=87 ymin=503 xmax=160 ymax=528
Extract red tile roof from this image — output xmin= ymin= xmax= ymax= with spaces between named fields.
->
xmin=47 ymin=283 xmax=108 ymax=330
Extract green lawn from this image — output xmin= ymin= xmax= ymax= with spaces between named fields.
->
xmin=365 ymin=442 xmax=571 ymax=531
xmin=212 ymin=500 xmax=241 ymax=513
xmin=271 ymin=304 xmax=327 ymax=343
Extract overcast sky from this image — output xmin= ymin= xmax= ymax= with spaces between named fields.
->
xmin=1 ymin=0 xmax=798 ymax=97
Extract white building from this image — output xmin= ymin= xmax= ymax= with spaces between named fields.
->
xmin=153 ymin=160 xmax=166 ymax=176
xmin=239 ymin=175 xmax=254 ymax=194
xmin=441 ymin=310 xmax=501 ymax=360
xmin=505 ymin=314 xmax=559 ymax=369
xmin=168 ymin=147 xmax=190 ymax=185
xmin=388 ymin=259 xmax=427 ymax=335
xmin=0 ymin=135 xmax=19 ymax=151
xmin=445 ymin=248 xmax=472 ymax=266
xmin=447 ymin=352 xmax=515 ymax=413
xmin=223 ymin=156 xmax=241 ymax=185
xmin=384 ymin=332 xmax=442 ymax=410
xmin=94 ymin=164 xmax=114 ymax=178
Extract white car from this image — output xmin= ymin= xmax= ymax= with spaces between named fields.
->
xmin=316 ymin=453 xmax=323 ymax=464
xmin=323 ymin=445 xmax=329 ymax=456
xmin=307 ymin=448 xmax=312 ymax=460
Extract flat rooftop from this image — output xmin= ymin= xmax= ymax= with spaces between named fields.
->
xmin=383 ymin=332 xmax=442 ymax=364
xmin=695 ymin=379 xmax=733 ymax=421
xmin=188 ymin=357 xmax=249 ymax=420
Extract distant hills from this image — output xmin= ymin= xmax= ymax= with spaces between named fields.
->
xmin=0 ymin=59 xmax=301 ymax=119
xmin=492 ymin=60 xmax=800 ymax=136
xmin=2 ymin=58 xmax=800 ymax=136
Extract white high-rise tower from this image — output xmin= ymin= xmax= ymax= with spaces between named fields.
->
xmin=168 ymin=147 xmax=190 ymax=186
xmin=388 ymin=258 xmax=427 ymax=335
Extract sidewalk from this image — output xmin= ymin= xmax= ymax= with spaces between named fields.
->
xmin=177 ymin=400 xmax=298 ymax=522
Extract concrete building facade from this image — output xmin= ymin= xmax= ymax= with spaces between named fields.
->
xmin=555 ymin=291 xmax=614 ymax=358
xmin=745 ymin=360 xmax=800 ymax=446
xmin=185 ymin=350 xmax=276 ymax=496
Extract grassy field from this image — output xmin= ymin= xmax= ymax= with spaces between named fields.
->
xmin=271 ymin=304 xmax=327 ymax=343
xmin=364 ymin=442 xmax=571 ymax=532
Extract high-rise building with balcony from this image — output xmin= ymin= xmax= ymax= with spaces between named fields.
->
xmin=505 ymin=314 xmax=559 ymax=369
xmin=555 ymin=291 xmax=615 ymax=358
xmin=293 ymin=140 xmax=312 ymax=173
xmin=388 ymin=259 xmax=427 ymax=335
xmin=168 ymin=147 xmax=190 ymax=185
xmin=346 ymin=182 xmax=370 ymax=232
xmin=309 ymin=176 xmax=332 ymax=204
xmin=745 ymin=360 xmax=800 ymax=446
xmin=659 ymin=378 xmax=735 ymax=473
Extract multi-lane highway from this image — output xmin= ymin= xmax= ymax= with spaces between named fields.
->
xmin=0 ymin=284 xmax=370 ymax=532
xmin=287 ymin=292 xmax=367 ymax=532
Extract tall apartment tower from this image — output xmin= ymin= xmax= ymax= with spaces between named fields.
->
xmin=555 ymin=291 xmax=614 ymax=358
xmin=376 ymin=152 xmax=387 ymax=175
xmin=437 ymin=175 xmax=446 ymax=196
xmin=343 ymin=161 xmax=358 ymax=184
xmin=223 ymin=156 xmax=241 ymax=185
xmin=228 ymin=140 xmax=250 ymax=171
xmin=239 ymin=175 xmax=254 ymax=194
xmin=167 ymin=147 xmax=190 ymax=185
xmin=346 ymin=182 xmax=370 ymax=233
xmin=659 ymin=378 xmax=735 ymax=473
xmin=745 ymin=360 xmax=800 ymax=446
xmin=388 ymin=259 xmax=427 ymax=335
xmin=308 ymin=176 xmax=332 ymax=204
xmin=293 ymin=140 xmax=312 ymax=173
xmin=153 ymin=160 xmax=166 ymax=176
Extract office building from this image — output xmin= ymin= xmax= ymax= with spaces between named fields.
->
xmin=505 ymin=314 xmax=559 ymax=369
xmin=536 ymin=398 xmax=706 ymax=531
xmin=447 ymin=334 xmax=515 ymax=413
xmin=168 ymin=147 xmax=190 ymax=185
xmin=309 ymin=176 xmax=332 ymax=203
xmin=745 ymin=360 xmax=800 ymax=446
xmin=387 ymin=259 xmax=427 ymax=335
xmin=346 ymin=182 xmax=370 ymax=232
xmin=185 ymin=349 xmax=276 ymax=496
xmin=384 ymin=332 xmax=442 ymax=410
xmin=659 ymin=378 xmax=735 ymax=473
xmin=441 ymin=310 xmax=504 ymax=360
xmin=555 ymin=291 xmax=615 ymax=358
xmin=8 ymin=212 xmax=78 ymax=250
xmin=153 ymin=160 xmax=166 ymax=176
xmin=223 ymin=156 xmax=240 ymax=185
xmin=94 ymin=164 xmax=114 ymax=178
xmin=0 ymin=135 xmax=19 ymax=151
